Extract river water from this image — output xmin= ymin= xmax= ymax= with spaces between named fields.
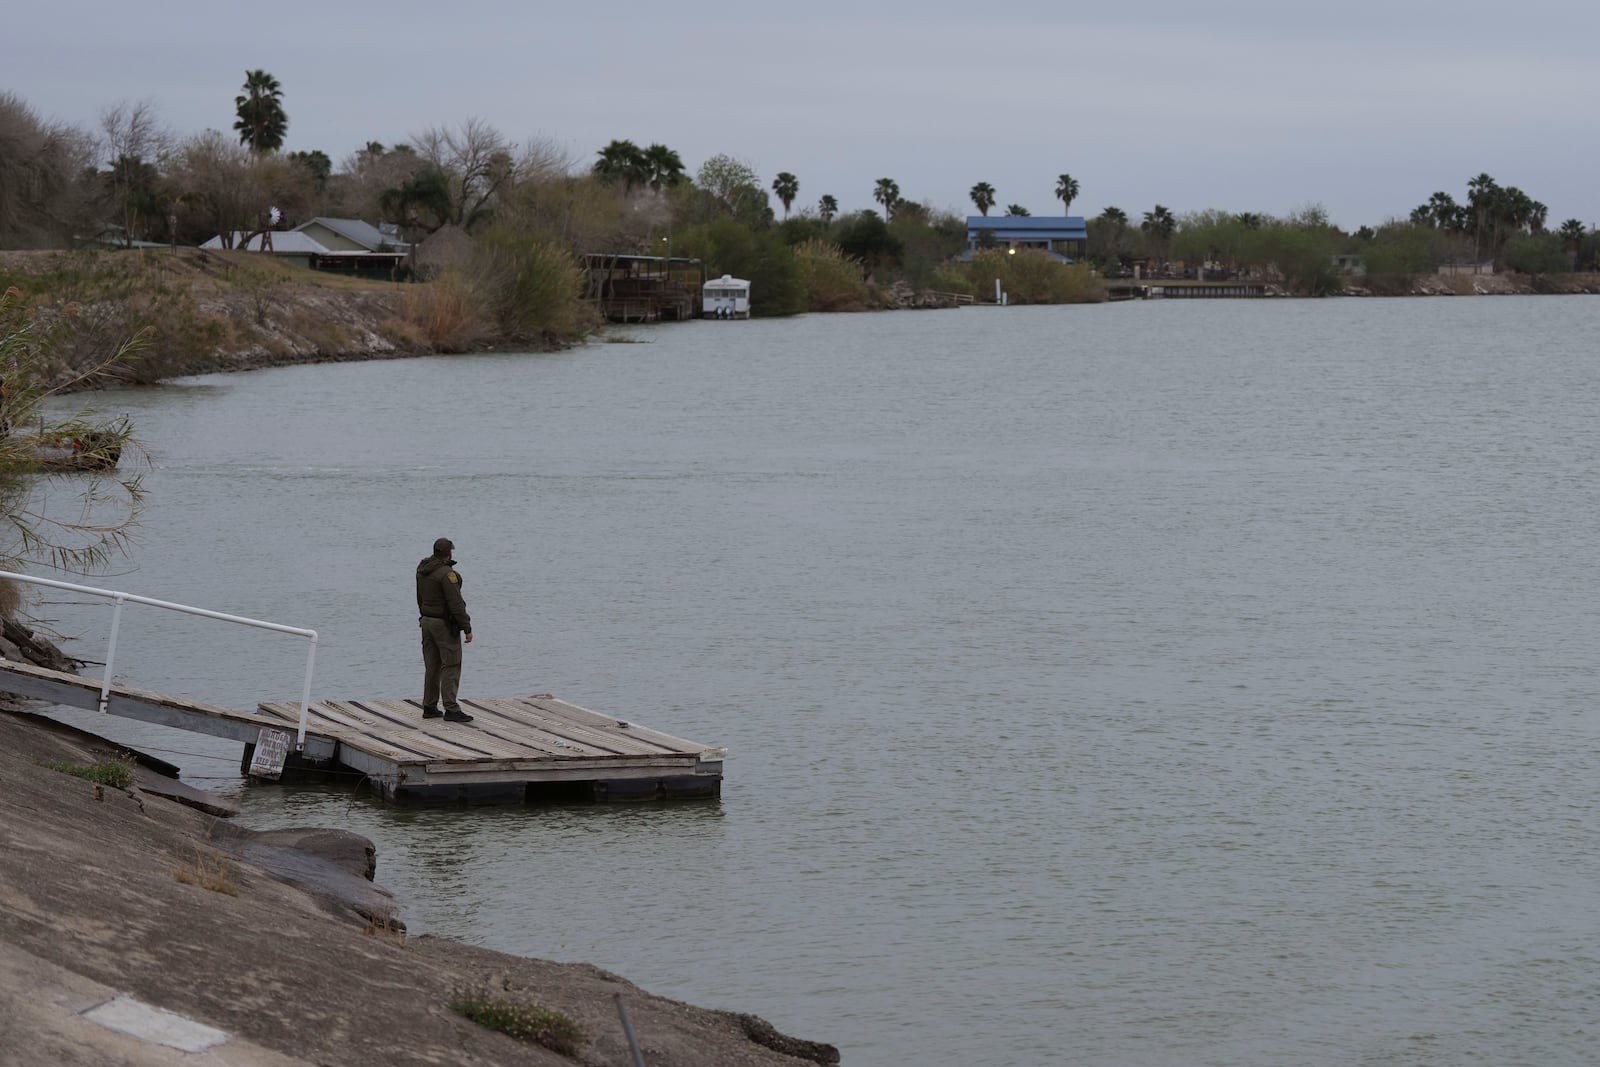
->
xmin=33 ymin=295 xmax=1600 ymax=1066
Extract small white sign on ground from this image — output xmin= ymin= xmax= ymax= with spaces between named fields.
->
xmin=82 ymin=995 xmax=229 ymax=1052
xmin=248 ymin=727 xmax=293 ymax=780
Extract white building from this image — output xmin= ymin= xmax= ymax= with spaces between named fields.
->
xmin=701 ymin=274 xmax=751 ymax=319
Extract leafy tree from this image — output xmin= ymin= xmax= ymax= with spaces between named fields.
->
xmin=771 ymin=171 xmax=799 ymax=219
xmin=1054 ymin=173 xmax=1079 ymax=215
xmin=832 ymin=209 xmax=900 ymax=274
xmin=1238 ymin=209 xmax=1340 ymax=295
xmin=1502 ymin=232 xmax=1570 ymax=275
xmin=888 ymin=210 xmax=965 ymax=290
xmin=817 ymin=194 xmax=837 ymax=224
xmin=1087 ymin=207 xmax=1131 ymax=269
xmin=233 ymin=70 xmax=287 ymax=154
xmin=695 ymin=154 xmax=770 ymax=224
xmin=671 ymin=216 xmax=804 ymax=316
xmin=0 ymin=287 xmax=146 ymax=573
xmin=1173 ymin=209 xmax=1247 ymax=273
xmin=873 ymin=178 xmax=899 ymax=222
xmin=1004 ymin=204 xmax=1030 ymax=217
xmin=379 ymin=168 xmax=453 ymax=234
xmin=1359 ymin=223 xmax=1440 ymax=292
xmin=969 ymin=182 xmax=995 ymax=217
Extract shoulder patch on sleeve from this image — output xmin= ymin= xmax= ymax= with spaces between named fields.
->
xmin=447 ymin=571 xmax=460 ymax=584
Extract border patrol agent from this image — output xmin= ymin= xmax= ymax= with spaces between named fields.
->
xmin=417 ymin=537 xmax=474 ymax=723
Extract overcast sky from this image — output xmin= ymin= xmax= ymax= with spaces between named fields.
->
xmin=8 ymin=0 xmax=1597 ymax=230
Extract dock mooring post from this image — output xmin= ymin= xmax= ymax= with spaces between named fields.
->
xmin=98 ymin=592 xmax=128 ymax=714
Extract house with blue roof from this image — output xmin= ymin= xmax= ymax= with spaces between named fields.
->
xmin=959 ymin=215 xmax=1088 ymax=262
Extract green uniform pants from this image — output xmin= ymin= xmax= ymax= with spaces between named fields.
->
xmin=420 ymin=617 xmax=463 ymax=713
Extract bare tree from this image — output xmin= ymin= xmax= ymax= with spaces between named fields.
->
xmin=163 ymin=130 xmax=257 ymax=248
xmin=0 ymin=92 xmax=96 ymax=248
xmin=329 ymin=142 xmax=426 ymax=222
xmin=413 ymin=118 xmax=519 ymax=232
xmin=99 ymin=100 xmax=171 ymax=246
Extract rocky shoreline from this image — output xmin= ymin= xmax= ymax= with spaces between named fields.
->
xmin=0 ymin=702 xmax=838 ymax=1066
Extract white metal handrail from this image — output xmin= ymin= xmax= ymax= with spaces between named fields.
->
xmin=0 ymin=570 xmax=319 ymax=748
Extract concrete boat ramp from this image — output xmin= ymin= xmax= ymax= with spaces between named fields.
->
xmin=0 ymin=657 xmax=725 ymax=803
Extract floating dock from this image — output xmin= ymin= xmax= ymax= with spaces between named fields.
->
xmin=254 ymin=694 xmax=724 ymax=803
xmin=0 ymin=659 xmax=724 ymax=805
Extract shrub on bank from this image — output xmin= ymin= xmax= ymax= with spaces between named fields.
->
xmin=397 ymin=268 xmax=489 ymax=352
xmin=469 ymin=230 xmax=595 ymax=345
xmin=938 ymin=249 xmax=1103 ymax=304
xmin=447 ymin=985 xmax=586 ymax=1054
xmin=793 ymin=239 xmax=869 ymax=312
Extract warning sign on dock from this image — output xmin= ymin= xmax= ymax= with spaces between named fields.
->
xmin=248 ymin=728 xmax=292 ymax=780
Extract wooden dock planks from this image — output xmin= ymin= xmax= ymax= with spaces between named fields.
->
xmin=0 ymin=656 xmax=723 ymax=804
xmin=254 ymin=693 xmax=724 ymax=800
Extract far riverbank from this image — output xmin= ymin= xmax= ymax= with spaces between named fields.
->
xmin=2 ymin=248 xmax=1597 ymax=392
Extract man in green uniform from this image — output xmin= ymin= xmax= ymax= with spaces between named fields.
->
xmin=416 ymin=537 xmax=474 ymax=723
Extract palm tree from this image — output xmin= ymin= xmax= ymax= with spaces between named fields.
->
xmin=1527 ymin=199 xmax=1548 ymax=234
xmin=772 ymin=172 xmax=799 ymax=219
xmin=1142 ymin=205 xmax=1176 ymax=264
xmin=873 ymin=178 xmax=900 ymax=222
xmin=969 ymin=182 xmax=996 ymax=217
xmin=1099 ymin=206 xmax=1128 ymax=226
xmin=1235 ymin=212 xmax=1264 ymax=231
xmin=1054 ymin=173 xmax=1080 ymax=215
xmin=818 ymin=194 xmax=838 ymax=224
xmin=1466 ymin=172 xmax=1498 ymax=261
xmin=1558 ymin=218 xmax=1587 ymax=268
xmin=593 ymin=139 xmax=648 ymax=191
xmin=233 ymin=69 xmax=287 ymax=154
xmin=1004 ymin=204 xmax=1030 ymax=217
xmin=641 ymin=143 xmax=686 ymax=192
xmin=1426 ymin=191 xmax=1458 ymax=230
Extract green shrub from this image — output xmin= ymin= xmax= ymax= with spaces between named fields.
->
xmin=793 ymin=239 xmax=868 ymax=312
xmin=945 ymin=249 xmax=1102 ymax=304
xmin=469 ymin=230 xmax=593 ymax=345
xmin=447 ymin=986 xmax=585 ymax=1055
xmin=40 ymin=757 xmax=135 ymax=790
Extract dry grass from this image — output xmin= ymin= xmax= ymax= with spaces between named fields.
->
xmin=175 ymin=849 xmax=239 ymax=896
xmin=0 ymin=576 xmax=23 ymax=619
xmin=399 ymin=270 xmax=488 ymax=351
xmin=362 ymin=901 xmax=406 ymax=941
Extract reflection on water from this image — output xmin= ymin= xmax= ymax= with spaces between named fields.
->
xmin=34 ymin=297 xmax=1600 ymax=1066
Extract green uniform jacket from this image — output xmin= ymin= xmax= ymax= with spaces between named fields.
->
xmin=416 ymin=556 xmax=472 ymax=634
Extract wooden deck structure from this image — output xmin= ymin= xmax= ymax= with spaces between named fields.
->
xmin=582 ymin=253 xmax=703 ymax=323
xmin=0 ymin=658 xmax=724 ymax=805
